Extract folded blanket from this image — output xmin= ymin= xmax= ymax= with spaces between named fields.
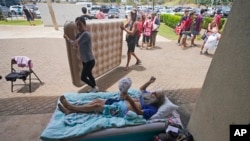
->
xmin=40 ymin=89 xmax=147 ymax=140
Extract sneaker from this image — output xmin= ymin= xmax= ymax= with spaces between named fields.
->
xmin=177 ymin=43 xmax=181 ymax=46
xmin=88 ymin=86 xmax=99 ymax=93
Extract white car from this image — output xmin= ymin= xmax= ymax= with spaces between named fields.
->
xmin=9 ymin=5 xmax=23 ymax=15
xmin=89 ymin=5 xmax=100 ymax=15
xmin=159 ymin=9 xmax=175 ymax=15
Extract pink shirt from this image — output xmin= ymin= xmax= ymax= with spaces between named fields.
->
xmin=96 ymin=11 xmax=105 ymax=19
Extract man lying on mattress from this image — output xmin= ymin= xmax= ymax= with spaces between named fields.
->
xmin=58 ymin=76 xmax=165 ymax=120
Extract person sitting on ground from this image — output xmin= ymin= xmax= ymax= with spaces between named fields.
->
xmin=58 ymin=76 xmax=165 ymax=120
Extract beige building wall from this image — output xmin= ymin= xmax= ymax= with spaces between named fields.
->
xmin=188 ymin=1 xmax=250 ymax=141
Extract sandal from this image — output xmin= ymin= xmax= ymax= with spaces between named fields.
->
xmin=135 ymin=60 xmax=141 ymax=65
xmin=191 ymin=44 xmax=197 ymax=47
xmin=124 ymin=67 xmax=129 ymax=71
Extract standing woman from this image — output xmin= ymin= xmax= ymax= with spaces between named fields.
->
xmin=120 ymin=9 xmax=141 ymax=71
xmin=200 ymin=20 xmax=220 ymax=54
xmin=64 ymin=16 xmax=99 ymax=92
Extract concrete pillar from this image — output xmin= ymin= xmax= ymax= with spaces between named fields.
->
xmin=187 ymin=1 xmax=250 ymax=141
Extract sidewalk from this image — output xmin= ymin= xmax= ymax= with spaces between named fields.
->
xmin=0 ymin=25 xmax=212 ymax=141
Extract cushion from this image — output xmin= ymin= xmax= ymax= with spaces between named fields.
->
xmin=150 ymin=96 xmax=179 ymax=120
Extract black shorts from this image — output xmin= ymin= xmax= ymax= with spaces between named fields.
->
xmin=105 ymin=98 xmax=120 ymax=105
xmin=127 ymin=38 xmax=136 ymax=53
xmin=143 ymin=35 xmax=150 ymax=43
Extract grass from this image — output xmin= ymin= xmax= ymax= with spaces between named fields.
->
xmin=158 ymin=22 xmax=179 ymax=40
xmin=0 ymin=19 xmax=43 ymax=26
xmin=158 ymin=22 xmax=203 ymax=41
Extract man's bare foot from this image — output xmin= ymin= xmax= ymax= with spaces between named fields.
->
xmin=60 ymin=96 xmax=71 ymax=110
xmin=58 ymin=103 xmax=72 ymax=115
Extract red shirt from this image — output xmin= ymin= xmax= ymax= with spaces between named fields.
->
xmin=137 ymin=21 xmax=143 ymax=36
xmin=183 ymin=17 xmax=193 ymax=31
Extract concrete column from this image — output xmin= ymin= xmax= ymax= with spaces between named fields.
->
xmin=188 ymin=1 xmax=250 ymax=141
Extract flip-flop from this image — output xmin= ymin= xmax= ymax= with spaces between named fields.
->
xmin=135 ymin=60 xmax=141 ymax=65
xmin=124 ymin=67 xmax=129 ymax=71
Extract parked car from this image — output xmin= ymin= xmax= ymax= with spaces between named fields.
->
xmin=108 ymin=8 xmax=119 ymax=19
xmin=89 ymin=5 xmax=100 ymax=15
xmin=24 ymin=4 xmax=41 ymax=19
xmin=9 ymin=5 xmax=23 ymax=15
xmin=0 ymin=5 xmax=11 ymax=19
xmin=100 ymin=5 xmax=110 ymax=14
xmin=158 ymin=8 xmax=175 ymax=15
xmin=217 ymin=6 xmax=231 ymax=17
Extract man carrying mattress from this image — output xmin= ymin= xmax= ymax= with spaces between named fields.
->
xmin=58 ymin=76 xmax=165 ymax=119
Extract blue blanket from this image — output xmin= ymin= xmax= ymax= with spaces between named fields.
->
xmin=40 ymin=89 xmax=147 ymax=140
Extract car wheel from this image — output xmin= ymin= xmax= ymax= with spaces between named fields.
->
xmin=11 ymin=11 xmax=16 ymax=15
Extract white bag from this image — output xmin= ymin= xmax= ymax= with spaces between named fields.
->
xmin=204 ymin=33 xmax=218 ymax=50
xmin=153 ymin=23 xmax=159 ymax=31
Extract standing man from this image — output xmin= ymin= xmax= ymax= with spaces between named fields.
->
xmin=120 ymin=9 xmax=141 ymax=71
xmin=81 ymin=7 xmax=94 ymax=20
xmin=150 ymin=12 xmax=160 ymax=48
xmin=64 ymin=16 xmax=99 ymax=92
xmin=181 ymin=12 xmax=195 ymax=47
xmin=177 ymin=9 xmax=189 ymax=46
xmin=190 ymin=9 xmax=204 ymax=46
xmin=23 ymin=6 xmax=35 ymax=26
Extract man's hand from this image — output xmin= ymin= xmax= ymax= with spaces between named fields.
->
xmin=63 ymin=34 xmax=69 ymax=40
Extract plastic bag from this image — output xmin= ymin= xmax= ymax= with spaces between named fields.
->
xmin=204 ymin=33 xmax=218 ymax=50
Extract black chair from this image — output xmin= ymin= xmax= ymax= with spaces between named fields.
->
xmin=5 ymin=56 xmax=42 ymax=92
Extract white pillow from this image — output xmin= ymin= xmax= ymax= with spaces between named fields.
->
xmin=150 ymin=96 xmax=179 ymax=119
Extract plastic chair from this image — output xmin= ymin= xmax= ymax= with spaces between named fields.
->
xmin=5 ymin=56 xmax=42 ymax=92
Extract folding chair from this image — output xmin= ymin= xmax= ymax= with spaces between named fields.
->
xmin=5 ymin=56 xmax=42 ymax=92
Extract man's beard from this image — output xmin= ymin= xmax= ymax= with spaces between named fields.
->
xmin=142 ymin=93 xmax=165 ymax=108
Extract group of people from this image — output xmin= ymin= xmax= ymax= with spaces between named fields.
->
xmin=135 ymin=12 xmax=160 ymax=49
xmin=121 ymin=9 xmax=161 ymax=71
xmin=176 ymin=9 xmax=222 ymax=55
xmin=81 ymin=7 xmax=106 ymax=20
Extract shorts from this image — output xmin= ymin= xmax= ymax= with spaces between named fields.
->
xmin=26 ymin=16 xmax=34 ymax=21
xmin=143 ymin=35 xmax=150 ymax=43
xmin=105 ymin=98 xmax=120 ymax=105
xmin=126 ymin=38 xmax=136 ymax=53
xmin=103 ymin=101 xmax=128 ymax=117
xmin=192 ymin=30 xmax=199 ymax=35
xmin=182 ymin=31 xmax=191 ymax=38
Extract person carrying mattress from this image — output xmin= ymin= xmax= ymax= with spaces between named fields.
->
xmin=64 ymin=16 xmax=99 ymax=93
xmin=58 ymin=76 xmax=165 ymax=120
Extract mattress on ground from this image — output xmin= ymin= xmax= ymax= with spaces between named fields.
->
xmin=61 ymin=122 xmax=165 ymax=141
xmin=40 ymin=89 xmax=181 ymax=141
xmin=64 ymin=19 xmax=124 ymax=87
